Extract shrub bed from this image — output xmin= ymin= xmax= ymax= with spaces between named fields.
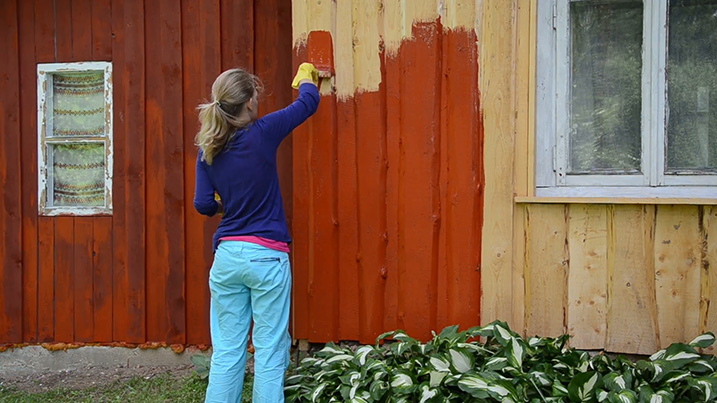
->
xmin=285 ymin=321 xmax=717 ymax=402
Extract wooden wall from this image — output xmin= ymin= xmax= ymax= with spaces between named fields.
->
xmin=291 ymin=0 xmax=484 ymax=344
xmin=481 ymin=0 xmax=717 ymax=355
xmin=0 ymin=0 xmax=293 ymax=346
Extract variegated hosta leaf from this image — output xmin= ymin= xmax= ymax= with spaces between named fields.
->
xmin=485 ymin=356 xmax=509 ymax=371
xmin=552 ymin=379 xmax=569 ymax=397
xmin=339 ymin=371 xmax=361 ymax=386
xmin=419 ymin=385 xmax=438 ymax=403
xmin=310 ymin=383 xmax=328 ymax=403
xmin=530 ymin=371 xmax=552 ymax=387
xmin=326 ymin=354 xmax=355 ymax=364
xmin=689 ymin=332 xmax=716 ymax=349
xmin=605 ymin=389 xmax=638 ymax=403
xmin=692 ymin=376 xmax=717 ymax=401
xmin=369 ymin=379 xmax=388 ymax=401
xmin=661 ymin=370 xmax=690 ymax=384
xmin=437 ymin=325 xmax=460 ymax=340
xmin=429 ymin=371 xmax=448 ymax=387
xmin=603 ymin=372 xmax=628 ymax=392
xmin=449 ymin=348 xmax=474 ymax=374
xmin=392 ymin=331 xmax=414 ymax=342
xmin=660 ymin=343 xmax=700 ymax=370
xmin=568 ymin=371 xmax=600 ymax=402
xmin=354 ymin=345 xmax=374 ymax=366
xmin=390 ymin=372 xmax=414 ymax=388
xmin=506 ymin=337 xmax=525 ymax=370
xmin=457 ymin=373 xmax=517 ymax=400
xmin=688 ymin=359 xmax=717 ymax=374
xmin=429 ymin=356 xmax=451 ymax=372
xmin=317 ymin=342 xmax=346 ymax=356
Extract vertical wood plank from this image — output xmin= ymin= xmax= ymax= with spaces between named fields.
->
xmin=71 ymin=0 xmax=93 ymax=60
xmin=111 ymin=0 xmax=146 ymax=343
xmin=524 ymin=204 xmax=568 ymax=337
xmin=55 ymin=217 xmax=75 ymax=342
xmin=606 ymin=205 xmax=659 ymax=354
xmin=438 ymin=25 xmax=482 ymax=330
xmin=19 ymin=0 xmax=39 ymax=342
xmin=654 ymin=205 xmax=702 ymax=346
xmin=145 ymin=0 xmax=186 ymax=344
xmin=480 ymin=0 xmax=517 ymax=326
xmin=703 ymin=206 xmax=717 ymax=353
xmin=91 ymin=0 xmax=113 ymax=60
xmin=353 ymin=0 xmax=387 ymax=344
xmin=38 ymin=218 xmax=55 ymax=341
xmin=74 ymin=217 xmax=94 ymax=342
xmin=220 ymin=0 xmax=254 ymax=70
xmin=92 ymin=217 xmax=113 ymax=342
xmin=35 ymin=0 xmax=56 ymax=341
xmin=181 ymin=0 xmax=220 ymax=347
xmin=567 ymin=204 xmax=608 ymax=348
xmin=397 ymin=22 xmax=442 ymax=341
xmin=0 ymin=0 xmax=24 ymax=343
xmin=55 ymin=0 xmax=73 ymax=62
xmin=34 ymin=0 xmax=56 ymax=63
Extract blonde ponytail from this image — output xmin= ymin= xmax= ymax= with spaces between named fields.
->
xmin=195 ymin=68 xmax=263 ymax=164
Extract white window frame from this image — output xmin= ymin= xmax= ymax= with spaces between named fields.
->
xmin=536 ymin=0 xmax=717 ymax=198
xmin=37 ymin=62 xmax=113 ymax=215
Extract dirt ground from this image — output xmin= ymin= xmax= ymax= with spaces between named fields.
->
xmin=0 ymin=363 xmax=197 ymax=394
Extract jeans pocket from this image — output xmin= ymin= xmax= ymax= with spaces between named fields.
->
xmin=249 ymin=257 xmax=281 ymax=263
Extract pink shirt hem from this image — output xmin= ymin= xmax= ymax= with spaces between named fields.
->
xmin=219 ymin=236 xmax=290 ymax=253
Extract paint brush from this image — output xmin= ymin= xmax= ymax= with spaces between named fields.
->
xmin=307 ymin=31 xmax=335 ymax=79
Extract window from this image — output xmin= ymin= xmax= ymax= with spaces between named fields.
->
xmin=37 ymin=62 xmax=113 ymax=215
xmin=536 ymin=0 xmax=717 ymax=198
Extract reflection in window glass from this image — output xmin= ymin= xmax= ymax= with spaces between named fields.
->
xmin=569 ymin=1 xmax=643 ymax=174
xmin=666 ymin=0 xmax=717 ymax=172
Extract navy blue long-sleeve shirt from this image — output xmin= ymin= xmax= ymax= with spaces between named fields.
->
xmin=194 ymin=83 xmax=320 ymax=251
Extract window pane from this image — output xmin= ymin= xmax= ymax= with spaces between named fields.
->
xmin=569 ymin=1 xmax=643 ymax=174
xmin=50 ymin=143 xmax=105 ymax=207
xmin=52 ymin=71 xmax=105 ymax=137
xmin=666 ymin=0 xmax=717 ymax=172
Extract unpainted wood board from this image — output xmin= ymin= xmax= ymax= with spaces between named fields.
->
xmin=701 ymin=206 xmax=717 ymax=353
xmin=0 ymin=0 xmax=23 ymax=343
xmin=514 ymin=0 xmax=531 ymax=198
xmin=567 ymin=204 xmax=608 ymax=349
xmin=512 ymin=205 xmax=526 ymax=335
xmin=525 ymin=204 xmax=568 ymax=337
xmin=606 ymin=205 xmax=659 ymax=354
xmin=480 ymin=0 xmax=517 ymax=326
xmin=19 ymin=0 xmax=39 ymax=342
xmin=654 ymin=205 xmax=701 ymax=347
xmin=111 ymin=0 xmax=146 ymax=343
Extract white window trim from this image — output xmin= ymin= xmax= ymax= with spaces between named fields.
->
xmin=37 ymin=61 xmax=113 ymax=216
xmin=536 ymin=0 xmax=717 ymax=199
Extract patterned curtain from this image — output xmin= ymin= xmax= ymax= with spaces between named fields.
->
xmin=50 ymin=72 xmax=106 ymax=207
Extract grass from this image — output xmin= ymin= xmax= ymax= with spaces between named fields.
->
xmin=0 ymin=373 xmax=254 ymax=403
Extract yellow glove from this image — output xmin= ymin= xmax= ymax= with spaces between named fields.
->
xmin=291 ymin=62 xmax=319 ymax=89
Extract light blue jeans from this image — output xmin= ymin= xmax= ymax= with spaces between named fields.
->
xmin=205 ymin=241 xmax=292 ymax=403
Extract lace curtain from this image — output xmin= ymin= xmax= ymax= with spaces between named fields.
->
xmin=50 ymin=72 xmax=106 ymax=207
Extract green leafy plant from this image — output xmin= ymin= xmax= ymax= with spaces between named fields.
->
xmin=284 ymin=321 xmax=717 ymax=402
xmin=190 ymin=354 xmax=211 ymax=380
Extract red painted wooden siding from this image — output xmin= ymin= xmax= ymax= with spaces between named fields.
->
xmin=0 ymin=0 xmax=292 ymax=346
xmin=292 ymin=23 xmax=485 ymax=344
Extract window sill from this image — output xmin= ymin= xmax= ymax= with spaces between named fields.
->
xmin=516 ymin=196 xmax=717 ymax=205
